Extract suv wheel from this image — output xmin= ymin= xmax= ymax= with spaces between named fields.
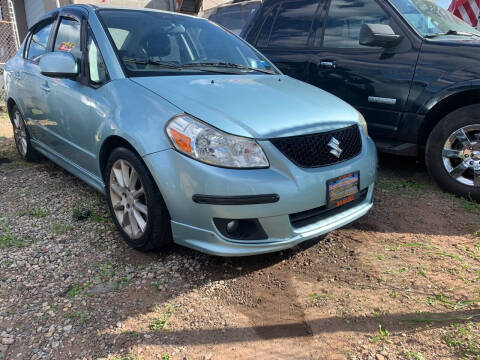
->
xmin=426 ymin=104 xmax=480 ymax=201
xmin=10 ymin=105 xmax=41 ymax=162
xmin=105 ymin=147 xmax=172 ymax=251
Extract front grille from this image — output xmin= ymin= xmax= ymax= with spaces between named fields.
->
xmin=290 ymin=189 xmax=368 ymax=228
xmin=270 ymin=125 xmax=362 ymax=168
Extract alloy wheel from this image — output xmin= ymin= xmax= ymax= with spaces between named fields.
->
xmin=109 ymin=159 xmax=148 ymax=239
xmin=13 ymin=111 xmax=27 ymax=157
xmin=442 ymin=124 xmax=480 ymax=187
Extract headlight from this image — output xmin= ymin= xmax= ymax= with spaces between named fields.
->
xmin=165 ymin=114 xmax=269 ymax=168
xmin=358 ymin=112 xmax=368 ymax=137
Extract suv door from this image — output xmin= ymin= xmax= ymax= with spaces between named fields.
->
xmin=252 ymin=0 xmax=323 ymax=81
xmin=307 ymin=0 xmax=421 ymax=140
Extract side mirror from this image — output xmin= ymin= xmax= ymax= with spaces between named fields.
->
xmin=39 ymin=52 xmax=79 ymax=78
xmin=359 ymin=24 xmax=402 ymax=48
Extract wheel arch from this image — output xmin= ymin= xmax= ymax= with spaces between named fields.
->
xmin=99 ymin=135 xmax=143 ymax=181
xmin=6 ymin=97 xmax=17 ymax=120
xmin=418 ymin=89 xmax=480 ymax=147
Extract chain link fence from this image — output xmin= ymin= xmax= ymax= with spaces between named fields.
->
xmin=0 ymin=0 xmax=20 ymax=111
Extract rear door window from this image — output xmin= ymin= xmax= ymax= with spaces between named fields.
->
xmin=266 ymin=0 xmax=320 ymax=48
xmin=209 ymin=3 xmax=260 ymax=36
xmin=54 ymin=17 xmax=82 ymax=61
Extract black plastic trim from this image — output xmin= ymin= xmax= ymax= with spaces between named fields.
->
xmin=192 ymin=194 xmax=279 ymax=205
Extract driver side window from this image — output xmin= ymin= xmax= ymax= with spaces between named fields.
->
xmin=26 ymin=20 xmax=54 ymax=61
xmin=323 ymin=0 xmax=390 ymax=48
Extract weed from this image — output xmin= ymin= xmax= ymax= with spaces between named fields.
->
xmin=401 ymin=349 xmax=425 ymax=360
xmin=49 ymin=303 xmax=57 ymax=311
xmin=370 ymin=325 xmax=391 ymax=344
xmin=51 ymin=222 xmax=74 ymax=235
xmin=113 ymin=354 xmax=140 ymax=360
xmin=161 ymin=355 xmax=170 ymax=360
xmin=149 ymin=303 xmax=176 ymax=332
xmin=65 ymin=311 xmax=85 ymax=324
xmin=389 ymin=291 xmax=398 ymax=299
xmin=124 ymin=330 xmax=139 ymax=338
xmin=0 ymin=220 xmax=25 ymax=248
xmin=443 ymin=323 xmax=480 ymax=358
xmin=66 ymin=283 xmax=89 ymax=298
xmin=308 ymin=293 xmax=329 ymax=302
xmin=403 ymin=242 xmax=439 ymax=250
xmin=18 ymin=207 xmax=51 ymax=218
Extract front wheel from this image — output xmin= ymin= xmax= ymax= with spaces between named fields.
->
xmin=105 ymin=147 xmax=172 ymax=251
xmin=10 ymin=105 xmax=42 ymax=162
xmin=425 ymin=104 xmax=480 ymax=201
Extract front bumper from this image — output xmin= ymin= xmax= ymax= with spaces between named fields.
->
xmin=143 ymin=134 xmax=377 ymax=256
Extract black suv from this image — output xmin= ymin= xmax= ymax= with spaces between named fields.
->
xmin=203 ymin=0 xmax=480 ymax=200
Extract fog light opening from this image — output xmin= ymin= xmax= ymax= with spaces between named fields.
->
xmin=213 ymin=218 xmax=268 ymax=241
xmin=226 ymin=220 xmax=239 ymax=234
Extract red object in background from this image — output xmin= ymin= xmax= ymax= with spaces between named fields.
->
xmin=448 ymin=0 xmax=480 ymax=27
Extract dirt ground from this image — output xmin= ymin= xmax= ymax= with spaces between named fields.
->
xmin=1 ymin=113 xmax=480 ymax=360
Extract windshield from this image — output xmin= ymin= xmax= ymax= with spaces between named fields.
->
xmin=389 ymin=0 xmax=480 ymax=36
xmin=98 ymin=9 xmax=277 ymax=76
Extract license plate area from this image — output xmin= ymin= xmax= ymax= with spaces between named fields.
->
xmin=327 ymin=172 xmax=359 ymax=209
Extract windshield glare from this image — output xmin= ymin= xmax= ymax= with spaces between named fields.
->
xmin=389 ymin=0 xmax=480 ymax=36
xmin=98 ymin=9 xmax=277 ymax=76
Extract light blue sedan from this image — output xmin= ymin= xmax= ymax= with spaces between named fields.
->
xmin=4 ymin=5 xmax=377 ymax=256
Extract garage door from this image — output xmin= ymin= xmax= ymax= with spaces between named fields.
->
xmin=25 ymin=0 xmax=46 ymax=29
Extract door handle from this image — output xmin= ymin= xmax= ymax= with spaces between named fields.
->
xmin=40 ymin=83 xmax=51 ymax=93
xmin=319 ymin=61 xmax=336 ymax=69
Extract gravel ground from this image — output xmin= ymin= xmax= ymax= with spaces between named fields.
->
xmin=1 ymin=113 xmax=480 ymax=360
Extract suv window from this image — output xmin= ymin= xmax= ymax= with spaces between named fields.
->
xmin=26 ymin=20 xmax=53 ymax=61
xmin=87 ymin=29 xmax=109 ymax=85
xmin=323 ymin=0 xmax=390 ymax=48
xmin=54 ymin=18 xmax=82 ymax=60
xmin=209 ymin=3 xmax=260 ymax=36
xmin=268 ymin=0 xmax=319 ymax=48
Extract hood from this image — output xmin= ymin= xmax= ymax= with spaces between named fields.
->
xmin=131 ymin=75 xmax=360 ymax=139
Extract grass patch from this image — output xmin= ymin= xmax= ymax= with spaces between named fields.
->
xmin=401 ymin=349 xmax=425 ymax=360
xmin=18 ymin=207 xmax=50 ymax=218
xmin=72 ymin=206 xmax=111 ymax=223
xmin=64 ymin=311 xmax=85 ymax=324
xmin=443 ymin=323 xmax=480 ymax=358
xmin=66 ymin=283 xmax=90 ymax=298
xmin=308 ymin=293 xmax=329 ymax=302
xmin=377 ymin=176 xmax=431 ymax=194
xmin=149 ymin=303 xmax=176 ymax=332
xmin=0 ymin=220 xmax=25 ymax=248
xmin=51 ymin=222 xmax=74 ymax=234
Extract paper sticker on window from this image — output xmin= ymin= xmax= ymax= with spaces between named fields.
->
xmin=58 ymin=42 xmax=75 ymax=52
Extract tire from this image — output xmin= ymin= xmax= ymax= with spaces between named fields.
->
xmin=10 ymin=105 xmax=42 ymax=162
xmin=425 ymin=104 xmax=480 ymax=201
xmin=105 ymin=147 xmax=172 ymax=251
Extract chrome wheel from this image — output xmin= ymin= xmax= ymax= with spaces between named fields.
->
xmin=442 ymin=124 xmax=480 ymax=187
xmin=109 ymin=159 xmax=148 ymax=239
xmin=13 ymin=111 xmax=27 ymax=157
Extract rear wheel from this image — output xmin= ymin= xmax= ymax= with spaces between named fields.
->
xmin=10 ymin=105 xmax=41 ymax=162
xmin=105 ymin=147 xmax=172 ymax=251
xmin=426 ymin=104 xmax=480 ymax=201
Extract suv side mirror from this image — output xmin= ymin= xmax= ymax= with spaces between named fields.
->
xmin=359 ymin=24 xmax=402 ymax=48
xmin=39 ymin=52 xmax=79 ymax=78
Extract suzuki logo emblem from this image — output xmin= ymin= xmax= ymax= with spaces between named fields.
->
xmin=328 ymin=137 xmax=343 ymax=158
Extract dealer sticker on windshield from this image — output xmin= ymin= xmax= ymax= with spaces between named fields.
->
xmin=327 ymin=172 xmax=359 ymax=209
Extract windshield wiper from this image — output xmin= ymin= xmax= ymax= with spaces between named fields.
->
xmin=182 ymin=62 xmax=277 ymax=74
xmin=425 ymin=29 xmax=479 ymax=38
xmin=123 ymin=57 xmax=182 ymax=69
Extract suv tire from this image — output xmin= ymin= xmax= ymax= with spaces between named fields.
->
xmin=426 ymin=104 xmax=480 ymax=201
